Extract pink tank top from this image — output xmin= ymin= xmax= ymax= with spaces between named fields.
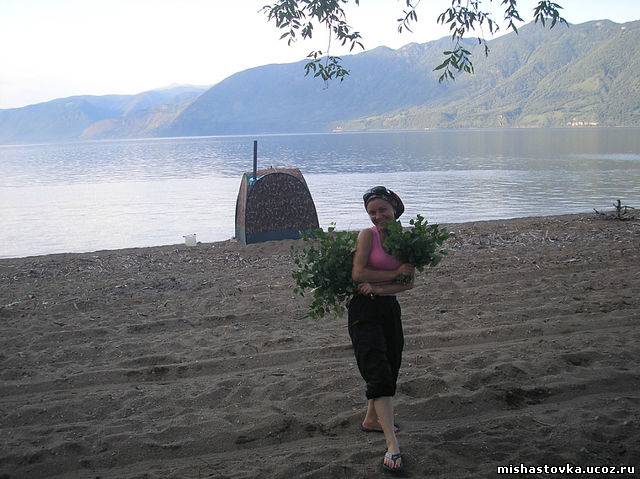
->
xmin=367 ymin=226 xmax=402 ymax=271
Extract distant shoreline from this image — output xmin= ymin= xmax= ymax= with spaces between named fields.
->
xmin=2 ymin=125 xmax=640 ymax=148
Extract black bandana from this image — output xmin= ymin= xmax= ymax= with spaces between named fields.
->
xmin=363 ymin=186 xmax=405 ymax=219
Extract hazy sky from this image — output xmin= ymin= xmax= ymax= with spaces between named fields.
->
xmin=1 ymin=0 xmax=640 ymax=109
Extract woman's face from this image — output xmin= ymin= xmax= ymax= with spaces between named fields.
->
xmin=366 ymin=198 xmax=395 ymax=227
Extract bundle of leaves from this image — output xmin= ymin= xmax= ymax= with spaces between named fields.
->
xmin=292 ymin=215 xmax=449 ymax=319
xmin=291 ymin=225 xmax=358 ymax=319
xmin=383 ymin=214 xmax=449 ymax=271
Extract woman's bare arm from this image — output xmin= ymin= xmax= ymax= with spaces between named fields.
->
xmin=372 ymin=280 xmax=414 ymax=295
xmin=357 ymin=277 xmax=415 ymax=296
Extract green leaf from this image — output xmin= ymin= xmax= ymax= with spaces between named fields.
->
xmin=434 ymin=58 xmax=451 ymax=71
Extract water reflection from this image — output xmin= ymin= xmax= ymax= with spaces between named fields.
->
xmin=1 ymin=129 xmax=639 ymax=257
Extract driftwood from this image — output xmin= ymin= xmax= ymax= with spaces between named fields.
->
xmin=594 ymin=199 xmax=636 ymax=221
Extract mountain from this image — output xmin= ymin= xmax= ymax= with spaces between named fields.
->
xmin=166 ymin=19 xmax=640 ymax=134
xmin=0 ymin=86 xmax=207 ymax=144
xmin=161 ymin=40 xmax=453 ymax=137
xmin=342 ymin=19 xmax=640 ymax=129
xmin=79 ymin=87 xmax=205 ymax=141
xmin=1 ymin=19 xmax=639 ymax=144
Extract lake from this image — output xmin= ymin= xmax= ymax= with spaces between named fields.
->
xmin=1 ymin=128 xmax=639 ymax=258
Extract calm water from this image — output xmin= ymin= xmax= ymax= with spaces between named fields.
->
xmin=1 ymin=129 xmax=640 ymax=258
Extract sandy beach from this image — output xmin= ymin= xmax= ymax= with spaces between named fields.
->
xmin=1 ymin=213 xmax=639 ymax=478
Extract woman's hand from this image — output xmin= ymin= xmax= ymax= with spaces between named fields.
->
xmin=395 ymin=263 xmax=415 ymax=283
xmin=357 ymin=282 xmax=377 ymax=296
xmin=396 ymin=263 xmax=414 ymax=276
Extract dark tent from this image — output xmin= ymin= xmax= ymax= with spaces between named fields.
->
xmin=235 ymin=167 xmax=319 ymax=245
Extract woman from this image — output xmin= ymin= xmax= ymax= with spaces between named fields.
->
xmin=349 ymin=185 xmax=415 ymax=473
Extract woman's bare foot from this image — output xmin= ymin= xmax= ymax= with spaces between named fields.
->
xmin=361 ymin=419 xmax=399 ymax=433
xmin=383 ymin=451 xmax=403 ymax=473
xmin=362 ymin=399 xmax=399 ymax=433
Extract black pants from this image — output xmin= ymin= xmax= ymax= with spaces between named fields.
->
xmin=348 ymin=294 xmax=404 ymax=399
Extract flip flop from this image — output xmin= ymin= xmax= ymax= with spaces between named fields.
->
xmin=382 ymin=452 xmax=403 ymax=474
xmin=360 ymin=423 xmax=400 ymax=434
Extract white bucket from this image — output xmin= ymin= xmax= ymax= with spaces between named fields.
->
xmin=184 ymin=234 xmax=197 ymax=247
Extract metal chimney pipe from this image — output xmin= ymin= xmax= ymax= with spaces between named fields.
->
xmin=253 ymin=140 xmax=258 ymax=180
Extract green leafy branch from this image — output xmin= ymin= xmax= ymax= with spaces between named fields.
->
xmin=433 ymin=0 xmax=566 ymax=81
xmin=502 ymin=0 xmax=524 ymax=33
xmin=262 ymin=0 xmax=364 ymax=85
xmin=397 ymin=0 xmax=421 ymax=34
xmin=434 ymin=45 xmax=475 ymax=82
xmin=533 ymin=0 xmax=568 ymax=28
xmin=304 ymin=51 xmax=350 ymax=82
xmin=383 ymin=214 xmax=450 ymax=272
xmin=262 ymin=0 xmax=566 ymax=83
xmin=291 ymin=225 xmax=358 ymax=319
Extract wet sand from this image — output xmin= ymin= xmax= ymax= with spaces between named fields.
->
xmin=1 ymin=213 xmax=639 ymax=478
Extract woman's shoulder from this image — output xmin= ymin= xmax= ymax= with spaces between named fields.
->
xmin=356 ymin=228 xmax=374 ymax=249
xmin=357 ymin=227 xmax=374 ymax=240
